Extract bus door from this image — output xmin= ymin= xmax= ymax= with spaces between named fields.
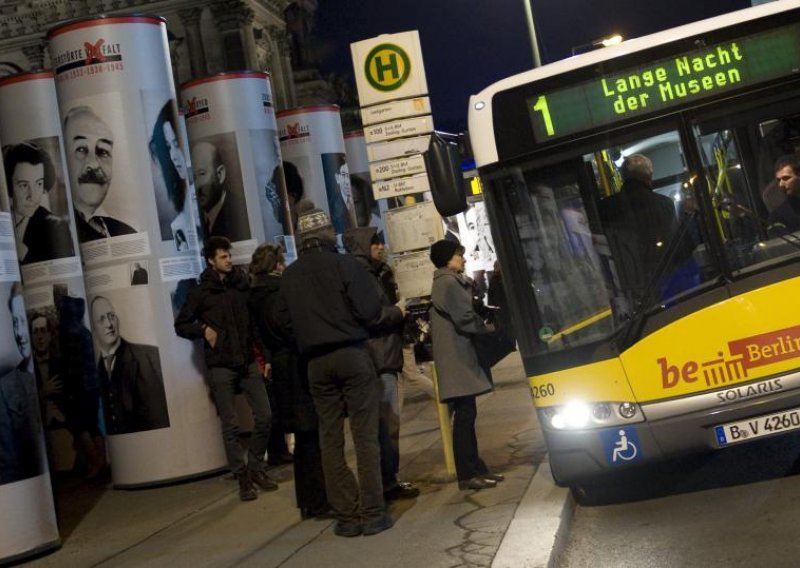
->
xmin=483 ymin=120 xmax=722 ymax=372
xmin=687 ymin=91 xmax=800 ymax=276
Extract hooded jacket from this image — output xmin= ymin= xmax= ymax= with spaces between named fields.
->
xmin=343 ymin=227 xmax=404 ymax=374
xmin=174 ymin=266 xmax=257 ymax=369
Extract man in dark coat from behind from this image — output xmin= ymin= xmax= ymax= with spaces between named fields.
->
xmin=343 ymin=226 xmax=419 ymax=502
xmin=281 ymin=200 xmax=392 ymax=537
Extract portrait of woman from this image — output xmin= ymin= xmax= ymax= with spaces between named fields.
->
xmin=149 ymin=100 xmax=188 ymax=242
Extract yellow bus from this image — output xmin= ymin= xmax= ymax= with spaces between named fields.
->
xmin=467 ymin=0 xmax=800 ymax=493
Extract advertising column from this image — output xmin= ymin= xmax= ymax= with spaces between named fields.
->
xmin=0 ymin=149 xmax=59 ymax=562
xmin=277 ymin=105 xmax=357 ymax=240
xmin=181 ymin=71 xmax=294 ymax=264
xmin=0 ymin=71 xmax=101 ymax=477
xmin=48 ymin=16 xmax=226 ymax=487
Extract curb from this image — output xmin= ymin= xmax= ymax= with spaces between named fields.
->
xmin=492 ymin=457 xmax=575 ymax=568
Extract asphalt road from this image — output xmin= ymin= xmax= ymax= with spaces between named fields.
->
xmin=556 ymin=431 xmax=800 ymax=567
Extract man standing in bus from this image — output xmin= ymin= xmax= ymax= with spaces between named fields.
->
xmin=769 ymin=155 xmax=800 ymax=234
xmin=599 ymin=153 xmax=679 ymax=303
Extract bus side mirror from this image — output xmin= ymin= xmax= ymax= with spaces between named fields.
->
xmin=424 ymin=132 xmax=467 ymax=217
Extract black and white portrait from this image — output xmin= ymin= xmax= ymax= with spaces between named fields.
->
xmin=250 ymin=128 xmax=287 ymax=239
xmin=89 ymin=293 xmax=169 ymax=435
xmin=4 ymin=140 xmax=75 ymax=265
xmin=0 ymin=282 xmax=46 ymax=484
xmin=149 ymin=99 xmax=189 ymax=242
xmin=320 ymin=152 xmax=357 ymax=234
xmin=129 ymin=261 xmax=149 ymax=286
xmin=190 ymin=132 xmax=251 ymax=243
xmin=63 ymin=105 xmax=138 ymax=243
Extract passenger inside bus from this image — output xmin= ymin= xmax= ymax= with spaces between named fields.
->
xmin=768 ymin=154 xmax=800 ymax=234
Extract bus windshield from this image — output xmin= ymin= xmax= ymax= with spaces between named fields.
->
xmin=485 ymin=130 xmax=722 ymax=354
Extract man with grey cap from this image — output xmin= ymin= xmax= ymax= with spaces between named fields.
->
xmin=280 ymin=200 xmax=393 ymax=537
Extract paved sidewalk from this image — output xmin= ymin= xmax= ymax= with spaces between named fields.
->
xmin=28 ymin=353 xmax=551 ymax=568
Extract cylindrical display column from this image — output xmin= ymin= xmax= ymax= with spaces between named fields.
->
xmin=0 ymin=71 xmax=102 ymax=478
xmin=181 ymin=71 xmax=293 ymax=264
xmin=48 ymin=16 xmax=226 ymax=487
xmin=344 ymin=130 xmax=387 ymax=235
xmin=0 ymin=162 xmax=59 ymax=561
xmin=277 ymin=105 xmax=357 ymax=239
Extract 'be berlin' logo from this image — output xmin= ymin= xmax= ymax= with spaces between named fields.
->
xmin=262 ymin=92 xmax=273 ymax=111
xmin=364 ymin=43 xmax=411 ymax=92
xmin=53 ymin=38 xmax=123 ymax=75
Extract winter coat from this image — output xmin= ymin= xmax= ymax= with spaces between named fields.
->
xmin=280 ymin=241 xmax=382 ymax=357
xmin=174 ymin=266 xmax=257 ymax=369
xmin=343 ymin=227 xmax=404 ymax=374
xmin=248 ymin=272 xmax=318 ymax=432
xmin=430 ymin=267 xmax=493 ymax=402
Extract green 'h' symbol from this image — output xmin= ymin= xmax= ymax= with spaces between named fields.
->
xmin=365 ymin=43 xmax=411 ymax=92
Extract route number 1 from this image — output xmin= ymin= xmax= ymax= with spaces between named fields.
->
xmin=532 ymin=95 xmax=555 ymax=137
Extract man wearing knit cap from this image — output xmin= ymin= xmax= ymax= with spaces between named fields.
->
xmin=280 ymin=199 xmax=393 ymax=537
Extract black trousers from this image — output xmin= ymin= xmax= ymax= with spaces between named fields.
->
xmin=450 ymin=395 xmax=489 ymax=481
xmin=293 ymin=430 xmax=327 ymax=512
xmin=308 ymin=344 xmax=383 ymax=524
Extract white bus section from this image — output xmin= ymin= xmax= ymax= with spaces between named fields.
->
xmin=467 ymin=0 xmax=800 ymax=168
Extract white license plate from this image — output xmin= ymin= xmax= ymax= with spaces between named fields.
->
xmin=715 ymin=407 xmax=800 ymax=447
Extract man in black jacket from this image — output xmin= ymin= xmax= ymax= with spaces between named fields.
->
xmin=343 ymin=226 xmax=418 ymax=502
xmin=175 ymin=236 xmax=277 ymax=501
xmin=281 ymin=201 xmax=392 ymax=537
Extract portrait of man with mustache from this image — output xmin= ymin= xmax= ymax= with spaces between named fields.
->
xmin=63 ymin=106 xmax=137 ymax=242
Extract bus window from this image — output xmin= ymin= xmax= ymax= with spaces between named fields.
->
xmin=487 ymin=129 xmax=721 ymax=355
xmin=693 ymin=112 xmax=800 ymax=273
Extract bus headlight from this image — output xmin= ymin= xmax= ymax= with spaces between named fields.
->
xmin=539 ymin=401 xmax=643 ymax=430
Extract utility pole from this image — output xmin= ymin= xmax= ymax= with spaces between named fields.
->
xmin=522 ymin=0 xmax=542 ymax=67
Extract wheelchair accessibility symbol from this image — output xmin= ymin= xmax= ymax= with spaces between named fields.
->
xmin=600 ymin=427 xmax=643 ymax=466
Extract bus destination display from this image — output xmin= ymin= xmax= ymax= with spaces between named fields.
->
xmin=528 ymin=24 xmax=800 ymax=142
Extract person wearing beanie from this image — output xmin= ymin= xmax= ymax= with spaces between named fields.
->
xmin=281 ymin=201 xmax=393 ymax=537
xmin=343 ymin=226 xmax=419 ymax=502
xmin=428 ymin=239 xmax=504 ymax=491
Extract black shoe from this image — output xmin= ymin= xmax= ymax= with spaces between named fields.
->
xmin=250 ymin=470 xmax=279 ymax=492
xmin=482 ymin=472 xmax=505 ymax=483
xmin=362 ymin=514 xmax=393 ymax=536
xmin=333 ymin=521 xmax=362 ymax=537
xmin=384 ymin=481 xmax=420 ymax=501
xmin=237 ymin=473 xmax=258 ymax=501
xmin=458 ymin=476 xmax=497 ymax=491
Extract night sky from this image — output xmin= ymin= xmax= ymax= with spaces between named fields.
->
xmin=315 ymin=0 xmax=752 ymax=131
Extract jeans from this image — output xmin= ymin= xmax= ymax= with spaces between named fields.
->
xmin=450 ymin=395 xmax=488 ymax=481
xmin=293 ymin=430 xmax=327 ymax=512
xmin=207 ymin=362 xmax=271 ymax=475
xmin=308 ymin=344 xmax=383 ymax=524
xmin=378 ymin=372 xmax=400 ymax=491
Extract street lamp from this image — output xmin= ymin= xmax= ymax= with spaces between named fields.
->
xmin=521 ymin=0 xmax=542 ymax=67
xmin=571 ymin=34 xmax=625 ymax=56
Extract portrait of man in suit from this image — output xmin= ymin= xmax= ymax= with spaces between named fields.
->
xmin=5 ymin=142 xmax=75 ymax=265
xmin=0 ymin=282 xmax=45 ymax=484
xmin=192 ymin=140 xmax=251 ymax=243
xmin=90 ymin=295 xmax=169 ymax=435
xmin=64 ymin=106 xmax=137 ymax=242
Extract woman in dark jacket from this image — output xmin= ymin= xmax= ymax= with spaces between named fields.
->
xmin=248 ymin=244 xmax=329 ymax=518
xmin=429 ymin=240 xmax=504 ymax=491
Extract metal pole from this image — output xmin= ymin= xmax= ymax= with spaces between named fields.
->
xmin=522 ymin=0 xmax=542 ymax=67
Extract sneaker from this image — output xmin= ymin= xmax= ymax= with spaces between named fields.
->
xmin=482 ymin=472 xmax=505 ymax=483
xmin=333 ymin=521 xmax=362 ymax=537
xmin=362 ymin=514 xmax=393 ymax=536
xmin=384 ymin=481 xmax=420 ymax=501
xmin=458 ymin=476 xmax=497 ymax=491
xmin=250 ymin=470 xmax=279 ymax=492
xmin=237 ymin=473 xmax=258 ymax=501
